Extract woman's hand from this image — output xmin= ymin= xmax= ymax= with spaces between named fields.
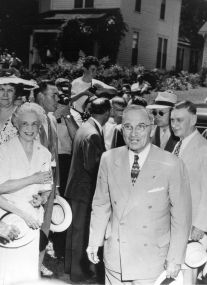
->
xmin=30 ymin=171 xmax=52 ymax=185
xmin=19 ymin=211 xmax=40 ymax=230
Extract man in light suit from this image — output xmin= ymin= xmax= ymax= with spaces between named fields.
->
xmin=64 ymin=98 xmax=111 ymax=283
xmin=87 ymin=105 xmax=192 ymax=285
xmin=171 ymin=100 xmax=207 ymax=284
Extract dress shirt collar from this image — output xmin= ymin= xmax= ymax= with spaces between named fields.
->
xmin=181 ymin=129 xmax=197 ymax=152
xmin=90 ymin=117 xmax=103 ymax=134
xmin=175 ymin=129 xmax=197 ymax=155
xmin=128 ymin=143 xmax=151 ymax=170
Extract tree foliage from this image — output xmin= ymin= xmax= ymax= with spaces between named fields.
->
xmin=179 ymin=0 xmax=207 ymax=47
xmin=59 ymin=10 xmax=127 ymax=62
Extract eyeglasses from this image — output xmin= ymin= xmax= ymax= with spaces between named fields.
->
xmin=152 ymin=110 xmax=169 ymax=117
xmin=123 ymin=123 xmax=151 ymax=133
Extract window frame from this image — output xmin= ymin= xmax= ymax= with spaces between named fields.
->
xmin=74 ymin=0 xmax=94 ymax=8
xmin=135 ymin=0 xmax=141 ymax=13
xmin=131 ymin=31 xmax=139 ymax=66
xmin=160 ymin=0 xmax=166 ymax=20
xmin=156 ymin=36 xmax=168 ymax=69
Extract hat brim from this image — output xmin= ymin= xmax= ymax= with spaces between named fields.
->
xmin=185 ymin=242 xmax=207 ymax=268
xmin=147 ymin=104 xmax=172 ymax=109
xmin=0 ymin=76 xmax=38 ymax=89
xmin=154 ymin=271 xmax=183 ymax=285
xmin=50 ymin=196 xmax=72 ymax=233
xmin=0 ymin=213 xmax=36 ymax=248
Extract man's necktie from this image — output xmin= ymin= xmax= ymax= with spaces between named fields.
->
xmin=174 ymin=140 xmax=182 ymax=157
xmin=131 ymin=154 xmax=140 ymax=185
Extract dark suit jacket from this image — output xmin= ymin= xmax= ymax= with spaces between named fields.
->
xmin=152 ymin=126 xmax=179 ymax=152
xmin=111 ymin=124 xmax=126 ymax=149
xmin=65 ymin=118 xmax=105 ymax=204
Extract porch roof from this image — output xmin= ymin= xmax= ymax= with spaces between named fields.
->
xmin=199 ymin=22 xmax=207 ymax=36
xmin=44 ymin=13 xmax=106 ymax=21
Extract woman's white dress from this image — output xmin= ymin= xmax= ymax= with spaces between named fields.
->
xmin=0 ymin=136 xmax=51 ymax=285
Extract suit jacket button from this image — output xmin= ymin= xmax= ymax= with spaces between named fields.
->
xmin=144 ymin=243 xmax=148 ymax=247
xmin=120 ymin=222 xmax=124 ymax=225
xmin=117 ymin=238 xmax=120 ymax=242
xmin=148 ymin=205 xmax=152 ymax=209
xmin=143 ymin=225 xmax=147 ymax=229
xmin=114 ymin=201 xmax=117 ymax=205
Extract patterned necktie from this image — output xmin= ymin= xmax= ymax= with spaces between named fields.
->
xmin=174 ymin=140 xmax=182 ymax=157
xmin=131 ymin=154 xmax=140 ymax=185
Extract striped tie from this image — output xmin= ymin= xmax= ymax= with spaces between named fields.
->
xmin=174 ymin=140 xmax=182 ymax=157
xmin=131 ymin=155 xmax=140 ymax=185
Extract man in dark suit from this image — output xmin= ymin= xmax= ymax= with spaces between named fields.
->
xmin=147 ymin=91 xmax=179 ymax=152
xmin=64 ymin=98 xmax=111 ymax=283
xmin=35 ymin=81 xmax=59 ymax=276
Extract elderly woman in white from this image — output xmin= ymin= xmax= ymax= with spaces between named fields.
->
xmin=0 ymin=102 xmax=52 ymax=284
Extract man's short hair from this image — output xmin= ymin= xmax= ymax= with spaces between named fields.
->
xmin=174 ymin=100 xmax=197 ymax=115
xmin=111 ymin=96 xmax=127 ymax=109
xmin=122 ymin=104 xmax=153 ymax=123
xmin=83 ymin=56 xmax=99 ymax=69
xmin=90 ymin=98 xmax=111 ymax=115
xmin=131 ymin=96 xmax=147 ymax=107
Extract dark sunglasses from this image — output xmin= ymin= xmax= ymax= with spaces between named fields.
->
xmin=152 ymin=110 xmax=169 ymax=116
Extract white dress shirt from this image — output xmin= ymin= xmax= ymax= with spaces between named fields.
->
xmin=128 ymin=143 xmax=151 ymax=170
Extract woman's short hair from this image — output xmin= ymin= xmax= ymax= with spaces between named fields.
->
xmin=12 ymin=102 xmax=46 ymax=127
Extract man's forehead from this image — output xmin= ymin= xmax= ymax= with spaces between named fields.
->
xmin=123 ymin=109 xmax=150 ymax=123
xmin=171 ymin=108 xmax=190 ymax=117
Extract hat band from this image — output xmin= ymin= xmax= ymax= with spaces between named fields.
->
xmin=154 ymin=101 xmax=174 ymax=107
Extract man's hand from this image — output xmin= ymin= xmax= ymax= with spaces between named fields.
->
xmin=191 ymin=226 xmax=205 ymax=241
xmin=165 ymin=260 xmax=181 ymax=279
xmin=86 ymin=246 xmax=100 ymax=264
xmin=0 ymin=222 xmax=20 ymax=243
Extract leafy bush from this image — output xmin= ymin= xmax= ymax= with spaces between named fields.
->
xmin=19 ymin=60 xmax=202 ymax=92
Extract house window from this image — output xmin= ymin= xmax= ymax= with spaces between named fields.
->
xmin=190 ymin=50 xmax=199 ymax=73
xmin=74 ymin=0 xmax=83 ymax=8
xmin=156 ymin=37 xmax=168 ymax=69
xmin=74 ymin=0 xmax=94 ymax=8
xmin=160 ymin=0 xmax=166 ymax=20
xmin=131 ymin=32 xmax=139 ymax=65
xmin=176 ymin=47 xmax=184 ymax=71
xmin=135 ymin=0 xmax=141 ymax=12
xmin=85 ymin=0 xmax=94 ymax=8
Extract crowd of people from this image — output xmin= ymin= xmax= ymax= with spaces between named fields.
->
xmin=0 ymin=55 xmax=207 ymax=285
xmin=0 ymin=48 xmax=22 ymax=70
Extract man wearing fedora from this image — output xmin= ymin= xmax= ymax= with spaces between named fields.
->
xmin=171 ymin=100 xmax=207 ymax=284
xmin=147 ymin=91 xmax=179 ymax=152
xmin=87 ymin=105 xmax=191 ymax=285
xmin=64 ymin=98 xmax=111 ymax=283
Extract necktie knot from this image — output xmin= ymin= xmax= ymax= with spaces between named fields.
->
xmin=134 ymin=154 xmax=139 ymax=163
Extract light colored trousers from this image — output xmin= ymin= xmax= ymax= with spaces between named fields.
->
xmin=105 ymin=268 xmax=156 ymax=285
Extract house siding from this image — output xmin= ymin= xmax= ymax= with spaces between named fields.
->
xmin=117 ymin=0 xmax=181 ymax=69
xmin=38 ymin=0 xmax=182 ymax=70
xmin=39 ymin=0 xmax=121 ymax=12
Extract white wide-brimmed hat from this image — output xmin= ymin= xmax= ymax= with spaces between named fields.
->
xmin=0 ymin=212 xmax=36 ymax=248
xmin=154 ymin=270 xmax=183 ymax=285
xmin=50 ymin=196 xmax=72 ymax=233
xmin=185 ymin=240 xmax=207 ymax=268
xmin=147 ymin=91 xmax=177 ymax=109
xmin=0 ymin=75 xmax=38 ymax=89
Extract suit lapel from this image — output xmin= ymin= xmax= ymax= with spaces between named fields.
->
xmin=122 ymin=145 xmax=161 ymax=217
xmin=113 ymin=146 xmax=133 ymax=219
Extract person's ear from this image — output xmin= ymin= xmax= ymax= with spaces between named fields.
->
xmin=191 ymin=114 xmax=197 ymax=126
